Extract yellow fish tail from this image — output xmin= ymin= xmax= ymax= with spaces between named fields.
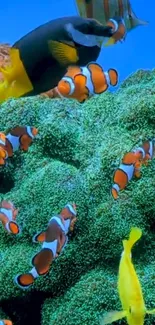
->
xmin=123 ymin=227 xmax=142 ymax=254
xmin=0 ymin=48 xmax=33 ymax=102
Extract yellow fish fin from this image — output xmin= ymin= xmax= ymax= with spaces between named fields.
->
xmin=100 ymin=310 xmax=127 ymax=325
xmin=123 ymin=227 xmax=142 ymax=254
xmin=48 ymin=40 xmax=79 ymax=66
xmin=146 ymin=309 xmax=155 ymax=315
xmin=104 ymin=37 xmax=115 ymax=47
xmin=0 ymin=48 xmax=33 ymax=101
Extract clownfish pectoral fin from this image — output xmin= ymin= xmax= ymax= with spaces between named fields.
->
xmin=100 ymin=310 xmax=127 ymax=324
xmin=32 ymin=231 xmax=46 ymax=243
xmin=108 ymin=69 xmax=118 ymax=87
xmin=6 ymin=221 xmax=21 ymax=235
xmin=48 ymin=40 xmax=79 ymax=66
xmin=14 ymin=273 xmax=35 ymax=290
xmin=146 ymin=309 xmax=155 ymax=315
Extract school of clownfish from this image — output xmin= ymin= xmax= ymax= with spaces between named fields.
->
xmin=0 ymin=0 xmax=153 ymax=325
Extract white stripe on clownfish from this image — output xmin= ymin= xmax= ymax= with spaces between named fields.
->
xmin=49 ymin=216 xmax=66 ymax=233
xmin=29 ymin=267 xmax=39 ymax=279
xmin=112 ymin=183 xmax=120 ymax=193
xmin=0 ymin=207 xmax=12 ymax=221
xmin=119 ymin=163 xmax=134 ymax=181
xmin=62 ymin=76 xmax=75 ymax=95
xmin=42 ymin=239 xmax=58 ymax=257
xmin=6 ymin=133 xmax=19 ymax=151
xmin=26 ymin=126 xmax=34 ymax=139
xmin=81 ymin=66 xmax=94 ymax=95
xmin=0 ymin=138 xmax=5 ymax=146
xmin=133 ymin=147 xmax=145 ymax=159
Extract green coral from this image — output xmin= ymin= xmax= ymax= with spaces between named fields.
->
xmin=0 ymin=69 xmax=155 ymax=324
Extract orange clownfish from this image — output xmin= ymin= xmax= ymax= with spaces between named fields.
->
xmin=105 ymin=17 xmax=126 ymax=46
xmin=0 ymin=320 xmax=13 ymax=325
xmin=111 ymin=139 xmax=155 ymax=200
xmin=40 ymin=62 xmax=118 ymax=103
xmin=14 ymin=203 xmax=77 ymax=289
xmin=0 ymin=200 xmax=20 ymax=235
xmin=0 ymin=126 xmax=38 ymax=166
xmin=0 ymin=132 xmax=8 ymax=165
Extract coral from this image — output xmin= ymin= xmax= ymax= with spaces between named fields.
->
xmin=0 ymin=68 xmax=155 ymax=324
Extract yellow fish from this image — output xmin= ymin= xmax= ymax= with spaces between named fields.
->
xmin=101 ymin=227 xmax=155 ymax=325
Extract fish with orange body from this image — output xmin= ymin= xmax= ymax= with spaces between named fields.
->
xmin=0 ymin=126 xmax=38 ymax=166
xmin=0 ymin=200 xmax=20 ymax=235
xmin=111 ymin=139 xmax=155 ymax=200
xmin=14 ymin=203 xmax=77 ymax=289
xmin=41 ymin=62 xmax=118 ymax=103
xmin=101 ymin=227 xmax=155 ymax=325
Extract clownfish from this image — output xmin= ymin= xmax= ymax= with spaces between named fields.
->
xmin=14 ymin=203 xmax=77 ymax=289
xmin=0 ymin=200 xmax=20 ymax=235
xmin=0 ymin=132 xmax=8 ymax=165
xmin=0 ymin=126 xmax=38 ymax=166
xmin=104 ymin=17 xmax=126 ymax=46
xmin=111 ymin=139 xmax=155 ymax=200
xmin=40 ymin=62 xmax=118 ymax=103
xmin=0 ymin=320 xmax=13 ymax=325
xmin=101 ymin=227 xmax=155 ymax=325
xmin=0 ymin=16 xmax=113 ymax=102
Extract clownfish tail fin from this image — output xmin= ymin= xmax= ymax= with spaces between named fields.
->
xmin=14 ymin=271 xmax=35 ymax=290
xmin=123 ymin=227 xmax=142 ymax=254
xmin=6 ymin=221 xmax=21 ymax=235
xmin=108 ymin=69 xmax=118 ymax=87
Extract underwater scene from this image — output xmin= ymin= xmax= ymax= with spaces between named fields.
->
xmin=0 ymin=0 xmax=154 ymax=324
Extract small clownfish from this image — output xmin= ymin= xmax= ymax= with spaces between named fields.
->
xmin=111 ymin=139 xmax=155 ymax=200
xmin=5 ymin=126 xmax=38 ymax=155
xmin=0 ymin=200 xmax=20 ymax=235
xmin=0 ymin=132 xmax=8 ymax=166
xmin=14 ymin=203 xmax=77 ymax=289
xmin=0 ymin=320 xmax=13 ymax=325
xmin=0 ymin=126 xmax=38 ymax=166
xmin=101 ymin=227 xmax=155 ymax=325
xmin=104 ymin=17 xmax=126 ymax=46
xmin=40 ymin=62 xmax=118 ymax=103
